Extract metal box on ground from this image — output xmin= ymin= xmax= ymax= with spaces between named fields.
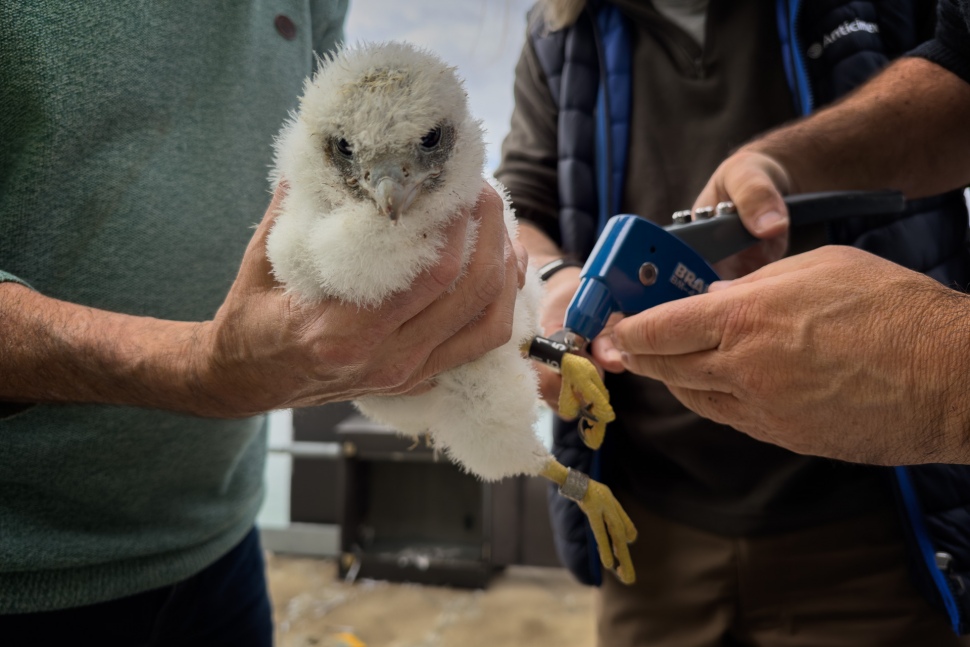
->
xmin=290 ymin=402 xmax=356 ymax=525
xmin=336 ymin=416 xmax=503 ymax=588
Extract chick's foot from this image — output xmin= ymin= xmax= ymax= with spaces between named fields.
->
xmin=541 ymin=460 xmax=637 ymax=584
xmin=558 ymin=353 xmax=615 ymax=450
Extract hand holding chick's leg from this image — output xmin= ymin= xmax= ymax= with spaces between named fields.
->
xmin=541 ymin=459 xmax=637 ymax=583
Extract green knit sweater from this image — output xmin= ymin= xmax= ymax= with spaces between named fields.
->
xmin=0 ymin=1 xmax=346 ymax=612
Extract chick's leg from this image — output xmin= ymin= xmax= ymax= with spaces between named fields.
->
xmin=540 ymin=458 xmax=637 ymax=584
xmin=523 ymin=337 xmax=615 ymax=450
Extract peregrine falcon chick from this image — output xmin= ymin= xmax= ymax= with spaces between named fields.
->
xmin=267 ymin=42 xmax=636 ymax=583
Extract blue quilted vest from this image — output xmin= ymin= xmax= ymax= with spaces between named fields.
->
xmin=533 ymin=0 xmax=970 ymax=634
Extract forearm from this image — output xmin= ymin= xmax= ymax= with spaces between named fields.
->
xmin=0 ymin=282 xmax=205 ymax=414
xmin=750 ymin=57 xmax=970 ymax=198
xmin=915 ymin=284 xmax=970 ymax=463
xmin=496 ymin=34 xmax=563 ymax=255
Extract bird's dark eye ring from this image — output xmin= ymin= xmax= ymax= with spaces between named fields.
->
xmin=336 ymin=138 xmax=353 ymax=157
xmin=420 ymin=126 xmax=442 ymax=150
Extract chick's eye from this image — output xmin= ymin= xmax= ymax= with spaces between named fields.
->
xmin=336 ymin=138 xmax=353 ymax=157
xmin=420 ymin=126 xmax=442 ymax=150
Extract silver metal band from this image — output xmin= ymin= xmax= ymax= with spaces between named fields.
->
xmin=537 ymin=257 xmax=583 ymax=282
xmin=558 ymin=468 xmax=590 ymax=503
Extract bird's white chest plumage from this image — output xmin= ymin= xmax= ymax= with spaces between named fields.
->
xmin=268 ymin=185 xmax=463 ymax=307
xmin=266 ymin=42 xmax=551 ymax=481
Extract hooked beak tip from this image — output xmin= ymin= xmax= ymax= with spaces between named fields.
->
xmin=378 ymin=199 xmax=401 ymax=223
xmin=374 ymin=175 xmax=414 ymax=222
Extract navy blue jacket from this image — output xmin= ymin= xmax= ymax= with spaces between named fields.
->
xmin=533 ymin=0 xmax=970 ymax=634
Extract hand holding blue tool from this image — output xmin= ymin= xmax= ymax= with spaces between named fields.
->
xmin=524 ymin=190 xmax=906 ymax=448
xmin=546 ymin=190 xmax=905 ymax=354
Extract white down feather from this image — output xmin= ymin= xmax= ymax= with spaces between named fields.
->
xmin=267 ymin=42 xmax=550 ymax=480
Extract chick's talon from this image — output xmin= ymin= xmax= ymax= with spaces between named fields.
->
xmin=559 ymin=353 xmax=615 ymax=450
xmin=578 ymin=406 xmax=600 ymax=424
xmin=578 ymin=414 xmax=603 ymax=450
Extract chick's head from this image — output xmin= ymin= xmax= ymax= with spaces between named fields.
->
xmin=284 ymin=42 xmax=486 ymax=225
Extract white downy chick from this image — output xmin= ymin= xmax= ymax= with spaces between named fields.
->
xmin=267 ymin=42 xmax=549 ymax=481
xmin=267 ymin=43 xmax=637 ymax=584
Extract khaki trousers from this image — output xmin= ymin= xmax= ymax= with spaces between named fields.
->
xmin=598 ymin=492 xmax=970 ymax=647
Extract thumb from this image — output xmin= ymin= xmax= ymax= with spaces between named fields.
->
xmin=590 ymin=313 xmax=627 ymax=373
xmin=693 ymin=151 xmax=792 ymax=239
xmin=238 ymin=182 xmax=289 ymax=290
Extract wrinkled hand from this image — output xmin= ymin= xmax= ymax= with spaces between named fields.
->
xmin=610 ymin=245 xmax=970 ymax=466
xmin=693 ymin=149 xmax=792 ymax=279
xmin=187 ymin=183 xmax=525 ymax=417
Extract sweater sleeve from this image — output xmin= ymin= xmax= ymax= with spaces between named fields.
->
xmin=0 ymin=271 xmax=35 ymax=418
xmin=493 ymin=34 xmax=563 ymax=245
xmin=0 ymin=269 xmax=32 ymax=289
xmin=909 ymin=0 xmax=970 ymax=84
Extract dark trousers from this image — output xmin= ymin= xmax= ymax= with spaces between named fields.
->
xmin=598 ymin=493 xmax=970 ymax=647
xmin=1 ymin=527 xmax=273 ymax=647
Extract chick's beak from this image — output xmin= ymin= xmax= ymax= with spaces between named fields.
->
xmin=367 ymin=163 xmax=421 ymax=222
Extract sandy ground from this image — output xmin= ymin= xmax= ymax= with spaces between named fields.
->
xmin=266 ymin=554 xmax=596 ymax=647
